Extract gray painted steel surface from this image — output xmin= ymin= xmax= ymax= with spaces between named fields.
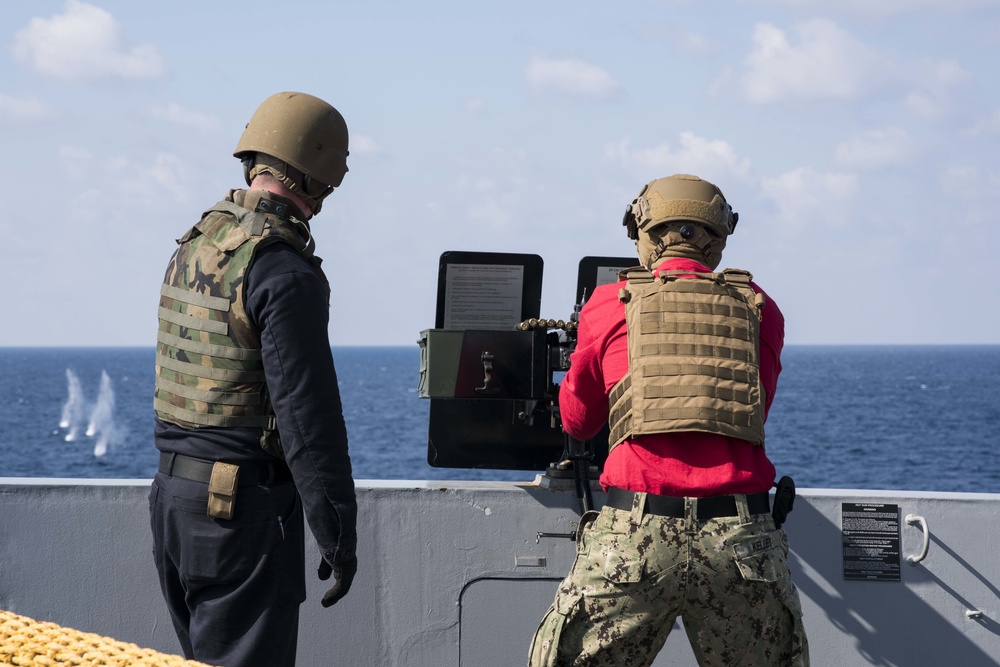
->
xmin=1 ymin=479 xmax=998 ymax=666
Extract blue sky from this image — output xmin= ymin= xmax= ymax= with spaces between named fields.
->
xmin=1 ymin=0 xmax=999 ymax=346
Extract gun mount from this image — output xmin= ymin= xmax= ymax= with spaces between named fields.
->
xmin=418 ymin=251 xmax=636 ymax=481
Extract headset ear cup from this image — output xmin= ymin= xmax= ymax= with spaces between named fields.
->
xmin=242 ymin=156 xmax=254 ymax=187
xmin=622 ymin=208 xmax=637 ymax=240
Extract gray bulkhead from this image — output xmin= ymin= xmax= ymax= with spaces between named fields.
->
xmin=1 ymin=479 xmax=998 ymax=666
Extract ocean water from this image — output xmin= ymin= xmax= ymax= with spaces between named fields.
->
xmin=1 ymin=346 xmax=998 ymax=493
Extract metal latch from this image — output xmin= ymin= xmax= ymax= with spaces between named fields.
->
xmin=475 ymin=351 xmax=499 ymax=395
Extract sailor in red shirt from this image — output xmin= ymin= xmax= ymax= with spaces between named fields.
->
xmin=529 ymin=175 xmax=808 ymax=667
xmin=561 ymin=252 xmax=784 ymax=498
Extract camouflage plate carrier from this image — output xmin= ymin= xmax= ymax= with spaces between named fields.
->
xmin=154 ymin=190 xmax=328 ymax=458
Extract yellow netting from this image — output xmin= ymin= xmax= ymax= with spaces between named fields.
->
xmin=0 ymin=610 xmax=216 ymax=666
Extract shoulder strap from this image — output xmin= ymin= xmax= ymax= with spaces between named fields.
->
xmin=205 ymin=200 xmax=267 ymax=237
xmin=720 ymin=268 xmax=753 ymax=285
xmin=197 ymin=199 xmax=315 ymax=258
xmin=621 ymin=267 xmax=653 ymax=283
xmin=720 ymin=267 xmax=766 ymax=318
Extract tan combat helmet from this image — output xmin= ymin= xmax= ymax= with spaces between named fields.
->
xmin=622 ymin=174 xmax=738 ymax=270
xmin=234 ymin=92 xmax=349 ymax=213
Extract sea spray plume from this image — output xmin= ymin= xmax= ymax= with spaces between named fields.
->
xmin=59 ymin=368 xmax=85 ymax=442
xmin=87 ymin=370 xmax=117 ymax=457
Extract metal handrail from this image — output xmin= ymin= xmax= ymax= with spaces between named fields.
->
xmin=905 ymin=514 xmax=930 ymax=564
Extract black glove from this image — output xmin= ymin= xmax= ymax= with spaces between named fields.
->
xmin=317 ymin=554 xmax=357 ymax=608
xmin=772 ymin=475 xmax=796 ymax=529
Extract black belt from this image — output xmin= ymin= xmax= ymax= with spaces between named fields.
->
xmin=606 ymin=487 xmax=770 ymax=521
xmin=158 ymin=452 xmax=293 ymax=487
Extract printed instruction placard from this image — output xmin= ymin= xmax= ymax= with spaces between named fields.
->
xmin=443 ymin=263 xmax=524 ymax=330
xmin=842 ymin=503 xmax=901 ymax=582
xmin=594 ymin=265 xmax=624 ymax=289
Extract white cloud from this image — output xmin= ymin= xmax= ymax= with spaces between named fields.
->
xmin=663 ymin=25 xmax=713 ymax=57
xmin=466 ymin=98 xmax=486 ymax=113
xmin=58 ymin=148 xmax=192 ymax=202
xmin=925 ymin=58 xmax=972 ymax=88
xmin=604 ymin=132 xmax=752 ymax=185
xmin=742 ymin=20 xmax=972 ymax=116
xmin=150 ymin=103 xmax=219 ymax=132
xmin=760 ymin=167 xmax=859 ymax=230
xmin=350 ymin=134 xmax=381 ymax=157
xmin=706 ymin=66 xmax=737 ymax=100
xmin=940 ymin=165 xmax=1000 ymax=201
xmin=963 ymin=109 xmax=1000 ymax=137
xmin=739 ymin=0 xmax=1000 ymax=19
xmin=11 ymin=0 xmax=166 ymax=82
xmin=525 ymin=56 xmax=622 ymax=101
xmin=449 ymin=147 xmax=540 ymax=232
xmin=112 ymin=153 xmax=190 ymax=200
xmin=835 ymin=127 xmax=919 ymax=169
xmin=741 ymin=20 xmax=886 ymax=104
xmin=939 ymin=165 xmax=1000 ymax=226
xmin=0 ymin=93 xmax=57 ymax=124
xmin=58 ymin=144 xmax=94 ymax=180
xmin=903 ymin=92 xmax=948 ymax=120
xmin=900 ymin=58 xmax=972 ymax=119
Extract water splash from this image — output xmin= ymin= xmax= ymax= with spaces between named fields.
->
xmin=57 ymin=368 xmax=121 ymax=457
xmin=87 ymin=371 xmax=117 ymax=457
xmin=59 ymin=369 xmax=85 ymax=442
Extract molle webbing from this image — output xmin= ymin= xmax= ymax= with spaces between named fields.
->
xmin=155 ymin=282 xmax=272 ymax=429
xmin=608 ymin=268 xmax=765 ymax=450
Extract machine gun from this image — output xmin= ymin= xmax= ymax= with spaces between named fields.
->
xmin=417 ymin=251 xmax=635 ymax=513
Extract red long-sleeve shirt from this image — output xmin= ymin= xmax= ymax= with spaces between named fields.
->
xmin=559 ymin=257 xmax=785 ymax=497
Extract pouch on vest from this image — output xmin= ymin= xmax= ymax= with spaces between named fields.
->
xmin=207 ymin=462 xmax=240 ymax=519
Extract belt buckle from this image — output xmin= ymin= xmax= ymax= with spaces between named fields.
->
xmin=684 ymin=497 xmax=698 ymax=533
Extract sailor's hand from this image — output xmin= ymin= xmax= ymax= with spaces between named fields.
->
xmin=318 ymin=554 xmax=357 ymax=607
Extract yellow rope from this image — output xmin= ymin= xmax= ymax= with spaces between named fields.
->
xmin=0 ymin=610 xmax=216 ymax=666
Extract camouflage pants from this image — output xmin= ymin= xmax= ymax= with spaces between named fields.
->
xmin=528 ymin=493 xmax=808 ymax=667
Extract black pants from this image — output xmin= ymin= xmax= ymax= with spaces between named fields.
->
xmin=149 ymin=472 xmax=306 ymax=667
